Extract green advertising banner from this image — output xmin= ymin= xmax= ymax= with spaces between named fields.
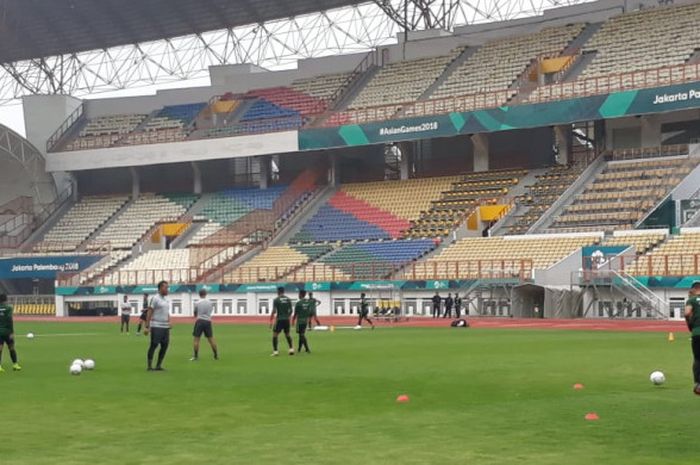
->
xmin=299 ymin=81 xmax=700 ymax=150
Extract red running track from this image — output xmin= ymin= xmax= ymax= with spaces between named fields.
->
xmin=15 ymin=316 xmax=687 ymax=332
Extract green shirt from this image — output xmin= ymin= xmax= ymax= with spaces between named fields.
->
xmin=294 ymin=299 xmax=313 ymax=325
xmin=360 ymin=297 xmax=369 ymax=315
xmin=0 ymin=303 xmax=14 ymax=336
xmin=686 ymin=296 xmax=700 ymax=337
xmin=273 ymin=296 xmax=293 ymax=321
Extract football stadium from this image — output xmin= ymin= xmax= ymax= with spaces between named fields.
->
xmin=1 ymin=0 xmax=700 ymax=463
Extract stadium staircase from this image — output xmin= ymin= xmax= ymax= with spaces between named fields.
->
xmin=527 ymin=155 xmax=606 ymax=233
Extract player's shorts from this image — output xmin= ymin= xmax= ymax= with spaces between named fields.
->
xmin=139 ymin=312 xmax=148 ymax=321
xmin=296 ymin=323 xmax=308 ymax=334
xmin=360 ymin=310 xmax=369 ymax=318
xmin=193 ymin=319 xmax=213 ymax=338
xmin=274 ymin=320 xmax=291 ymax=333
xmin=150 ymin=327 xmax=170 ymax=346
xmin=121 ymin=314 xmax=131 ymax=323
xmin=0 ymin=332 xmax=13 ymax=345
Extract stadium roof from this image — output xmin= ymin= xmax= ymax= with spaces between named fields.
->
xmin=0 ymin=0 xmax=360 ymax=63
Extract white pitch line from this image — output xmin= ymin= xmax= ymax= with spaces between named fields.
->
xmin=23 ymin=333 xmax=104 ymax=338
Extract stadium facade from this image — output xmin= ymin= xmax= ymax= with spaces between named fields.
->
xmin=2 ymin=0 xmax=700 ymax=321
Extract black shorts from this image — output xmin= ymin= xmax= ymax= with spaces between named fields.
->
xmin=150 ymin=327 xmax=170 ymax=346
xmin=274 ymin=320 xmax=291 ymax=333
xmin=193 ymin=320 xmax=213 ymax=338
xmin=139 ymin=312 xmax=148 ymax=321
xmin=296 ymin=323 xmax=308 ymax=334
xmin=0 ymin=333 xmax=13 ymax=345
xmin=121 ymin=314 xmax=131 ymax=323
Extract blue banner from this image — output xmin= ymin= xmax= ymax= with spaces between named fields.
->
xmin=0 ymin=255 xmax=103 ymax=279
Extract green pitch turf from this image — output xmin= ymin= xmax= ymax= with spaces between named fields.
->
xmin=2 ymin=322 xmax=698 ymax=465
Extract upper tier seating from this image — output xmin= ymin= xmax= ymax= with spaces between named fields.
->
xmin=547 ymin=156 xmax=695 ymax=232
xmin=239 ymin=99 xmax=299 ymax=122
xmin=411 ymin=234 xmax=599 ymax=279
xmin=431 ymin=24 xmax=584 ymax=101
xmin=64 ymin=114 xmax=147 ymax=150
xmin=527 ymin=4 xmax=700 ymax=102
xmin=349 ymin=50 xmax=463 ymax=109
xmin=123 ymin=103 xmax=206 ymax=145
xmin=292 ymin=177 xmax=457 ymax=243
xmin=197 ymin=186 xmax=287 ymax=226
xmin=291 ymin=72 xmax=354 ymax=100
xmin=35 ymin=195 xmax=129 ymax=252
xmin=580 ymin=3 xmax=700 ymax=80
xmin=89 ymin=193 xmax=197 ymax=250
xmin=405 ymin=169 xmax=526 ymax=238
xmin=628 ymin=231 xmax=700 ymax=276
xmin=245 ymin=87 xmax=326 ymax=117
xmin=225 ymin=244 xmax=334 ymax=282
xmin=507 ymin=164 xmax=583 ymax=235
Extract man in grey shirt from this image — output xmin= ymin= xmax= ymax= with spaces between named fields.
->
xmin=144 ymin=281 xmax=171 ymax=371
xmin=191 ymin=288 xmax=219 ymax=361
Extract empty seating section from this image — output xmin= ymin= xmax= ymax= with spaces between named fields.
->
xmin=123 ymin=103 xmax=206 ymax=145
xmin=349 ymin=51 xmax=462 ymax=109
xmin=431 ymin=25 xmax=583 ymax=101
xmin=629 ymin=232 xmax=700 ymax=276
xmin=189 ymin=222 xmax=224 ymax=245
xmin=548 ymin=157 xmax=695 ymax=232
xmin=291 ymin=72 xmax=354 ymax=100
xmin=406 ymin=169 xmax=526 ymax=238
xmin=65 ymin=114 xmax=146 ymax=150
xmin=508 ymin=165 xmax=583 ymax=234
xmin=602 ymin=231 xmax=666 ymax=255
xmin=35 ymin=196 xmax=129 ymax=252
xmin=89 ymin=194 xmax=196 ymax=250
xmin=292 ymin=239 xmax=435 ymax=281
xmin=225 ymin=244 xmax=334 ymax=282
xmin=293 ymin=178 xmax=457 ymax=242
xmin=14 ymin=303 xmax=56 ymax=315
xmin=198 ymin=186 xmax=287 ymax=226
xmin=413 ymin=235 xmax=599 ymax=279
xmin=581 ymin=4 xmax=700 ymax=81
xmin=103 ymin=249 xmax=193 ymax=285
xmin=79 ymin=251 xmax=131 ymax=284
xmin=246 ymin=87 xmax=326 ymax=117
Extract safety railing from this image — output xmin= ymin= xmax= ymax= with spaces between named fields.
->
xmin=47 ymin=103 xmax=85 ymax=152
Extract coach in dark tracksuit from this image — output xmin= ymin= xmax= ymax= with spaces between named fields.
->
xmin=454 ymin=293 xmax=462 ymax=318
xmin=443 ymin=293 xmax=454 ymax=319
xmin=684 ymin=282 xmax=700 ymax=396
xmin=432 ymin=293 xmax=441 ymax=318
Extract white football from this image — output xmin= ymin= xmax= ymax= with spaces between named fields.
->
xmin=72 ymin=359 xmax=85 ymax=368
xmin=354 ymin=325 xmax=362 ymax=330
xmin=70 ymin=364 xmax=83 ymax=375
xmin=26 ymin=332 xmax=35 ymax=339
xmin=650 ymin=370 xmax=666 ymax=385
xmin=83 ymin=359 xmax=95 ymax=370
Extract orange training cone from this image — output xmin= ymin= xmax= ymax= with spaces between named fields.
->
xmin=573 ymin=383 xmax=585 ymax=390
xmin=396 ymin=394 xmax=410 ymax=403
xmin=584 ymin=413 xmax=599 ymax=421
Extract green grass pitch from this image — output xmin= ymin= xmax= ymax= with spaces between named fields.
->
xmin=2 ymin=322 xmax=697 ymax=465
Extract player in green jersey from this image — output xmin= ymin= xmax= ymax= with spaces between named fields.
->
xmin=0 ymin=294 xmax=21 ymax=373
xmin=308 ymin=292 xmax=321 ymax=329
xmin=270 ymin=287 xmax=295 ymax=356
xmin=684 ymin=282 xmax=700 ymax=395
xmin=292 ymin=290 xmax=313 ymax=353
xmin=357 ymin=292 xmax=375 ymax=329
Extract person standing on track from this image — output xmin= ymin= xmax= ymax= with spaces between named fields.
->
xmin=292 ymin=290 xmax=313 ymax=353
xmin=270 ymin=286 xmax=294 ymax=356
xmin=357 ymin=293 xmax=374 ymax=329
xmin=684 ymin=282 xmax=700 ymax=395
xmin=0 ymin=294 xmax=21 ymax=373
xmin=432 ymin=292 xmax=441 ymax=318
xmin=120 ymin=295 xmax=132 ymax=334
xmin=454 ymin=293 xmax=462 ymax=319
xmin=144 ymin=282 xmax=171 ymax=371
xmin=137 ymin=293 xmax=149 ymax=335
xmin=443 ymin=293 xmax=454 ymax=319
xmin=308 ymin=292 xmax=322 ymax=329
xmin=191 ymin=289 xmax=219 ymax=361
